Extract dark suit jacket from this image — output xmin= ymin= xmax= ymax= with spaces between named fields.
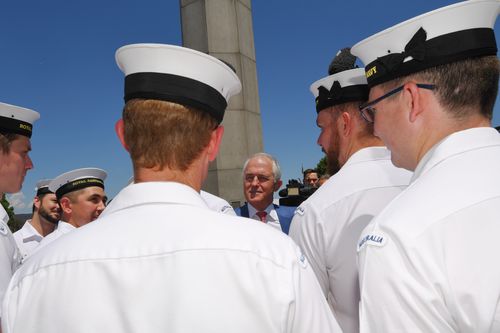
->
xmin=235 ymin=203 xmax=296 ymax=235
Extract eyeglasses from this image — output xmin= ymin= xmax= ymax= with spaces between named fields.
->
xmin=245 ymin=174 xmax=272 ymax=183
xmin=359 ymin=83 xmax=436 ymax=124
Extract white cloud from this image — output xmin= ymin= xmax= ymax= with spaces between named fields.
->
xmin=6 ymin=192 xmax=29 ymax=212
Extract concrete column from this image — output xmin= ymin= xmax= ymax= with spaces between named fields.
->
xmin=180 ymin=0 xmax=263 ymax=206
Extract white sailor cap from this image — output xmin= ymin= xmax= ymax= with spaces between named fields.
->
xmin=49 ymin=168 xmax=107 ymax=200
xmin=310 ymin=68 xmax=368 ymax=113
xmin=0 ymin=102 xmax=40 ymax=138
xmin=115 ymin=43 xmax=242 ymax=124
xmin=351 ymin=0 xmax=500 ymax=87
xmin=35 ymin=179 xmax=53 ymax=196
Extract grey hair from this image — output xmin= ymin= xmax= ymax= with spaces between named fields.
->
xmin=242 ymin=152 xmax=282 ymax=182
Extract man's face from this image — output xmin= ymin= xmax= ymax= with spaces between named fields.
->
xmin=304 ymin=172 xmax=319 ymax=187
xmin=368 ymin=85 xmax=408 ymax=168
xmin=316 ymin=109 xmax=341 ymax=175
xmin=0 ymin=136 xmax=33 ymax=194
xmin=243 ymin=157 xmax=281 ymax=210
xmin=37 ymin=193 xmax=61 ymax=224
xmin=67 ymin=186 xmax=107 ymax=227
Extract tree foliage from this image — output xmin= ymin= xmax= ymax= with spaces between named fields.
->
xmin=315 ymin=156 xmax=327 ymax=176
xmin=1 ymin=194 xmax=22 ymax=232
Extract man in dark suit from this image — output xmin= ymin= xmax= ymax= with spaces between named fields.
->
xmin=235 ymin=153 xmax=296 ymax=234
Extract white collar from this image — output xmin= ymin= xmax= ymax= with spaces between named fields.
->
xmin=342 ymin=146 xmax=392 ymax=168
xmin=19 ymin=220 xmax=43 ymax=241
xmin=247 ymin=203 xmax=278 ymax=222
xmin=101 ymin=181 xmax=209 ymax=218
xmin=412 ymin=127 xmax=500 ymax=183
xmin=0 ymin=205 xmax=9 ymax=235
xmin=0 ymin=205 xmax=8 ymax=224
xmin=55 ymin=221 xmax=76 ymax=232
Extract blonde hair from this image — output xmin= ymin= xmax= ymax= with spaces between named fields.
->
xmin=123 ymin=99 xmax=218 ymax=170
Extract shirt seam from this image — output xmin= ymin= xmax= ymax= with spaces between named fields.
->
xmin=16 ymin=247 xmax=292 ymax=282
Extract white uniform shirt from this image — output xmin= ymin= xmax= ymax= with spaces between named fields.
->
xmin=200 ymin=190 xmax=236 ymax=215
xmin=289 ymin=147 xmax=412 ymax=333
xmin=33 ymin=221 xmax=75 ymax=254
xmin=358 ymin=128 xmax=500 ymax=332
xmin=0 ymin=206 xmax=21 ymax=319
xmin=13 ymin=220 xmax=43 ymax=260
xmin=2 ymin=182 xmax=342 ymax=333
xmin=248 ymin=203 xmax=282 ymax=231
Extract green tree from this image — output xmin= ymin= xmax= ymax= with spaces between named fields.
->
xmin=1 ymin=194 xmax=22 ymax=232
xmin=316 ymin=156 xmax=327 ymax=176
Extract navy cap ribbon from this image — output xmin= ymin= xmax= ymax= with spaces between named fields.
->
xmin=315 ymin=80 xmax=368 ymax=113
xmin=364 ymin=28 xmax=497 ymax=87
xmin=379 ymin=28 xmax=427 ymax=73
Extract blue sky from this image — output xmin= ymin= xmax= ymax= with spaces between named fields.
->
xmin=3 ymin=0 xmax=500 ymax=212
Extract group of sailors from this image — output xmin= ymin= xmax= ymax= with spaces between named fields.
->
xmin=1 ymin=1 xmax=500 ymax=332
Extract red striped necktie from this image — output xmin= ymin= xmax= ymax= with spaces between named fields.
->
xmin=256 ymin=211 xmax=267 ymax=223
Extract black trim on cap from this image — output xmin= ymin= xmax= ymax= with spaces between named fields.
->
xmin=364 ymin=28 xmax=497 ymax=87
xmin=0 ymin=116 xmax=33 ymax=138
xmin=124 ymin=72 xmax=227 ymax=124
xmin=315 ymin=81 xmax=368 ymax=112
xmin=55 ymin=178 xmax=105 ymax=200
xmin=36 ymin=187 xmax=53 ymax=196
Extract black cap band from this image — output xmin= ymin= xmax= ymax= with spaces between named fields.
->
xmin=364 ymin=28 xmax=497 ymax=87
xmin=55 ymin=178 xmax=105 ymax=200
xmin=124 ymin=72 xmax=227 ymax=124
xmin=0 ymin=116 xmax=33 ymax=138
xmin=36 ymin=187 xmax=52 ymax=196
xmin=315 ymin=82 xmax=368 ymax=112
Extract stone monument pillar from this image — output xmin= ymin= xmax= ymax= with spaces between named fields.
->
xmin=180 ymin=0 xmax=263 ymax=206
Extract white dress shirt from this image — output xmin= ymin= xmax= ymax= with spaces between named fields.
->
xmin=248 ymin=203 xmax=282 ymax=231
xmin=2 ymin=182 xmax=342 ymax=333
xmin=200 ymin=190 xmax=236 ymax=215
xmin=32 ymin=221 xmax=75 ymax=254
xmin=0 ymin=206 xmax=21 ymax=320
xmin=289 ymin=147 xmax=412 ymax=333
xmin=358 ymin=128 xmax=500 ymax=332
xmin=13 ymin=220 xmax=43 ymax=260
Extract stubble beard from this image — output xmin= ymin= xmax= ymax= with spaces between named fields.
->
xmin=38 ymin=206 xmax=59 ymax=224
xmin=326 ymin=151 xmax=341 ymax=176
xmin=325 ymin=131 xmax=342 ymax=176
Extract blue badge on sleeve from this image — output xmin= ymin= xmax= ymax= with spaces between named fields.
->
xmin=220 ymin=205 xmax=233 ymax=214
xmin=294 ymin=246 xmax=308 ymax=268
xmin=357 ymin=232 xmax=387 ymax=252
xmin=295 ymin=206 xmax=305 ymax=216
xmin=0 ymin=222 xmax=8 ymax=236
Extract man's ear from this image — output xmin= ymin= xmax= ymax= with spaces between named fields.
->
xmin=115 ymin=119 xmax=129 ymax=152
xmin=59 ymin=197 xmax=72 ymax=215
xmin=273 ymin=179 xmax=283 ymax=192
xmin=339 ymin=111 xmax=352 ymax=137
xmin=33 ymin=196 xmax=42 ymax=211
xmin=404 ymin=82 xmax=425 ymax=123
xmin=207 ymin=126 xmax=224 ymax=162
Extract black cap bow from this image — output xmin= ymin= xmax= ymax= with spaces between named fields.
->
xmin=379 ymin=27 xmax=427 ymax=72
xmin=317 ymin=80 xmax=343 ymax=102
